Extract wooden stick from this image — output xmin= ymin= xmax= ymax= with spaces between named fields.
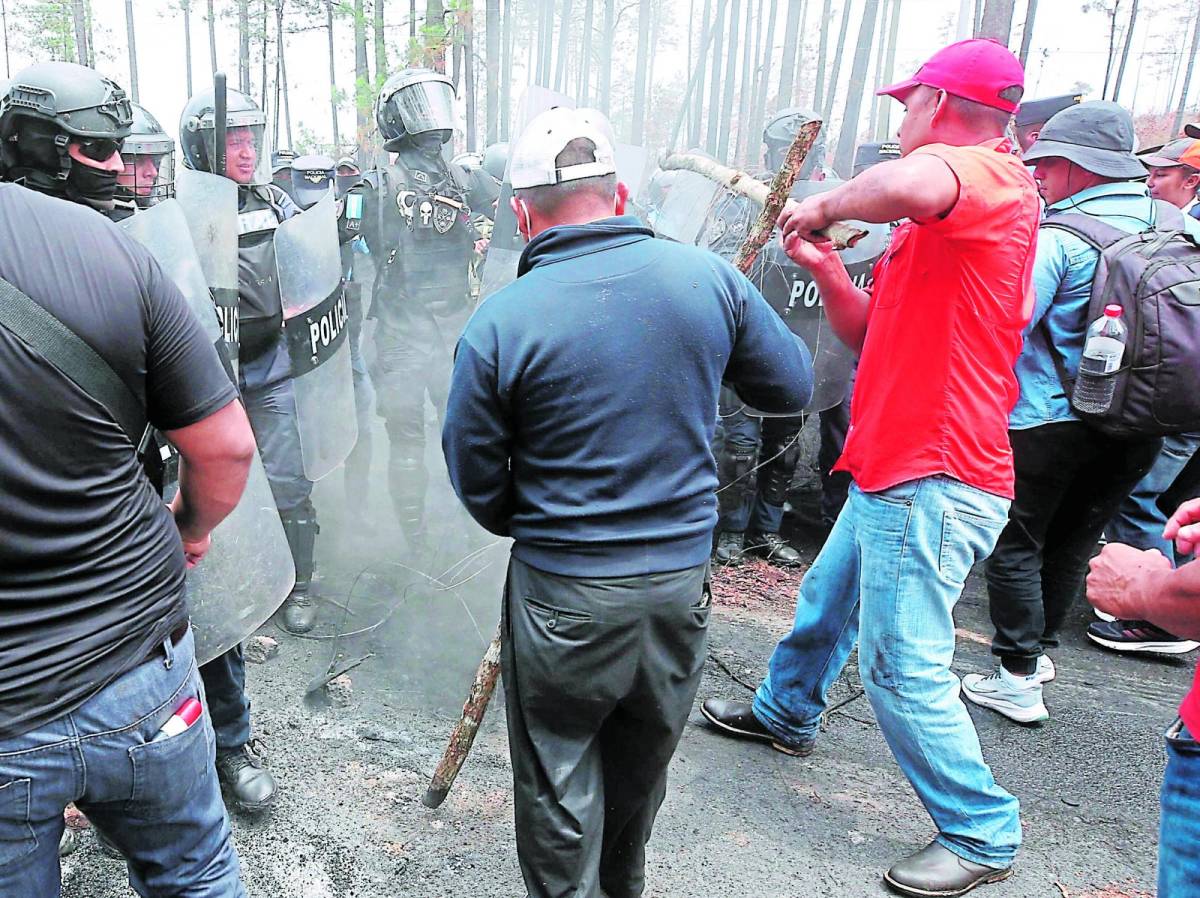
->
xmin=660 ymin=151 xmax=869 ymax=253
xmin=422 ymin=624 xmax=503 ymax=809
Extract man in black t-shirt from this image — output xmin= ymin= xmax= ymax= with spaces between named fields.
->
xmin=0 ymin=63 xmax=255 ymax=898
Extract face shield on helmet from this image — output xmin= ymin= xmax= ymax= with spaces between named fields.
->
xmin=377 ymin=71 xmax=456 ymax=149
xmin=179 ymin=90 xmax=271 ymax=186
xmin=116 ymin=105 xmax=175 ymax=206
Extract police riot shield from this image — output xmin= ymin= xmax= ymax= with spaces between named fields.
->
xmin=700 ymin=178 xmax=888 ymax=415
xmin=174 ymin=166 xmax=240 ymax=365
xmin=119 ymin=199 xmax=296 ymax=665
xmin=276 ymin=188 xmax=358 ymax=482
xmin=652 ymin=168 xmax=725 ymax=244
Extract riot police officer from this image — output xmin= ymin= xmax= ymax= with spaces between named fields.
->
xmin=0 ymin=61 xmax=131 ymax=213
xmin=179 ymin=88 xmax=320 ymax=644
xmin=112 ymin=102 xmax=174 ymax=219
xmin=708 ymin=109 xmax=826 ymax=568
xmin=356 ymin=68 xmax=493 ymax=546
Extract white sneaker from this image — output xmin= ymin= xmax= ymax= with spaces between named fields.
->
xmin=1094 ymin=607 xmax=1117 ymax=622
xmin=962 ymin=666 xmax=1049 ymax=725
xmin=1034 ymin=654 xmax=1056 ymax=684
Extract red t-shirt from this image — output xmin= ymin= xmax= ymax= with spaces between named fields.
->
xmin=1182 ymin=665 xmax=1200 ymax=736
xmin=833 ymin=139 xmax=1039 ymax=499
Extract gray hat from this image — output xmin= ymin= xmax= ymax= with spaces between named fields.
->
xmin=1023 ymin=101 xmax=1146 ymax=179
xmin=1186 ymin=122 xmax=1200 ymax=140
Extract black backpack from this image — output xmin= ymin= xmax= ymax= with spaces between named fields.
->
xmin=1040 ymin=201 xmax=1200 ymax=439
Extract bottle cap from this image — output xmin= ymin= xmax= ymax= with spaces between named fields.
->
xmin=1104 ymin=304 xmax=1123 ymax=317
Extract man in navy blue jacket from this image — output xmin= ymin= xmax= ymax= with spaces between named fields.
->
xmin=442 ymin=107 xmax=813 ymax=898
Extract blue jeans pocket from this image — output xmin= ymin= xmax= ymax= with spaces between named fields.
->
xmin=126 ymin=710 xmax=213 ymax=821
xmin=0 ymin=778 xmax=36 ymax=865
xmin=939 ymin=510 xmax=1003 ymax=584
xmin=869 ymin=480 xmax=920 ymax=507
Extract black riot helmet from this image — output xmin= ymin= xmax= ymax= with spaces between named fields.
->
xmin=375 ymin=68 xmax=456 ymax=153
xmin=117 ymin=102 xmax=174 ymax=207
xmin=762 ymin=107 xmax=825 ymax=179
xmin=481 ymin=142 xmax=509 ymax=182
xmin=0 ymin=62 xmax=133 ymax=207
xmin=290 ymin=153 xmax=336 ymax=209
xmin=178 ymin=87 xmax=269 ymax=186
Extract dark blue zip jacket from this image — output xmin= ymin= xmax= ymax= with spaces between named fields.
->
xmin=442 ymin=215 xmax=813 ymax=577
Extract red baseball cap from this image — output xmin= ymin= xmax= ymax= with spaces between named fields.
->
xmin=877 ymin=38 xmax=1025 ymax=113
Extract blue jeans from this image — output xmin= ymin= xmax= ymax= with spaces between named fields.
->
xmin=0 ymin=628 xmax=245 ymax=897
xmin=1108 ymin=432 xmax=1200 ymax=566
xmin=199 ymin=645 xmax=251 ymax=753
xmin=1160 ymin=718 xmax=1200 ymax=898
xmin=754 ymin=476 xmax=1022 ymax=867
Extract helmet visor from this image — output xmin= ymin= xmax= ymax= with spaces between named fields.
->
xmin=190 ymin=106 xmax=271 ymax=185
xmin=117 ymin=149 xmax=175 ymax=205
xmin=393 ymin=80 xmax=456 ymax=136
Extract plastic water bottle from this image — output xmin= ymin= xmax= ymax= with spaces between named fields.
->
xmin=1073 ymin=304 xmax=1127 ymax=415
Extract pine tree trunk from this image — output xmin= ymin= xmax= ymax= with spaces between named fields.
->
xmin=579 ymin=0 xmax=593 ymax=104
xmin=630 ymin=0 xmax=650 ymax=142
xmin=553 ymin=0 xmax=573 ymax=93
xmin=734 ymin=0 xmax=756 ymax=164
xmin=1017 ymin=0 xmax=1037 ymax=65
xmin=72 ymin=0 xmax=89 ymax=67
xmin=867 ymin=0 xmax=888 ymax=140
xmin=1171 ymin=3 xmax=1200 ymax=136
xmin=598 ymin=0 xmax=613 ymax=114
xmin=777 ymin=0 xmax=803 ymax=109
xmin=750 ymin=0 xmax=777 ymax=155
xmin=486 ymin=0 xmax=500 ymax=143
xmin=1111 ymin=0 xmax=1138 ymax=103
xmin=327 ymin=0 xmax=340 ymax=148
xmin=876 ymin=0 xmax=901 ymax=139
xmin=717 ymin=0 xmax=739 ymax=161
xmin=500 ymin=0 xmax=513 ymax=138
xmin=689 ymin=0 xmax=711 ymax=146
xmin=411 ymin=0 xmax=417 ymax=39
xmin=813 ymin=0 xmax=831 ymax=112
xmin=207 ymin=0 xmax=217 ymax=75
xmin=832 ymin=0 xmax=879 ymax=177
xmin=975 ymin=0 xmax=1014 ymax=45
xmin=237 ymin=0 xmax=249 ymax=93
xmin=375 ymin=0 xmax=387 ymax=82
xmin=820 ymin=0 xmax=851 ymax=123
xmin=182 ymin=0 xmax=193 ymax=95
xmin=355 ymin=0 xmax=370 ymax=144
xmin=260 ymin=0 xmax=267 ymax=111
xmin=464 ymin=0 xmax=476 ymax=150
xmin=704 ymin=0 xmax=726 ymax=154
xmin=278 ymin=1 xmax=293 ymax=147
xmin=425 ymin=0 xmax=446 ymax=72
xmin=125 ymin=0 xmax=139 ymax=101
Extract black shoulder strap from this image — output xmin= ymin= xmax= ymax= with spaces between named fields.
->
xmin=1039 ymin=211 xmax=1132 ymax=252
xmin=0 ymin=276 xmax=145 ymax=446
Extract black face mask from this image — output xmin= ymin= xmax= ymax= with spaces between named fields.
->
xmin=413 ymin=131 xmax=447 ymax=158
xmin=66 ymin=161 xmax=120 ymax=209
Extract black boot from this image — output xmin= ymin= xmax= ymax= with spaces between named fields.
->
xmin=745 ymin=531 xmax=802 ymax=567
xmin=389 ymin=454 xmax=428 ymax=551
xmin=714 ymin=530 xmax=745 ymax=565
xmin=279 ymin=503 xmax=319 ymax=634
xmin=216 ymin=741 xmax=278 ymax=813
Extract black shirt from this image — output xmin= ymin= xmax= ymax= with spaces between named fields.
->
xmin=0 ymin=184 xmax=238 ymax=738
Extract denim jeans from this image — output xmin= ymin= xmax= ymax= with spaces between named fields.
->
xmin=753 ymin=475 xmax=1022 ymax=867
xmin=1160 ymin=718 xmax=1200 ymax=898
xmin=199 ymin=645 xmax=251 ymax=754
xmin=1108 ymin=432 xmax=1200 ymax=566
xmin=0 ymin=628 xmax=245 ymax=898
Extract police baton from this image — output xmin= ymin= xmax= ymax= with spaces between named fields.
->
xmin=213 ymin=72 xmax=227 ymax=178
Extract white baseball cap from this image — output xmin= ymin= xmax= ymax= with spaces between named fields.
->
xmin=509 ymin=106 xmax=617 ymax=190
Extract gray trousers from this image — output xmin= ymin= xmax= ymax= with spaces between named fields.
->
xmin=501 ymin=556 xmax=711 ymax=898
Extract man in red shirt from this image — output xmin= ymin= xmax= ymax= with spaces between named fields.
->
xmin=1087 ymin=499 xmax=1200 ymax=898
xmin=701 ymin=39 xmax=1039 ymax=897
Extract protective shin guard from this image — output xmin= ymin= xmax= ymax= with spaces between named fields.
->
xmin=388 ymin=455 xmax=428 ymax=545
xmin=280 ymin=503 xmax=320 ymax=593
xmin=758 ymin=420 xmax=803 ymax=507
xmin=717 ymin=447 xmax=757 ymax=521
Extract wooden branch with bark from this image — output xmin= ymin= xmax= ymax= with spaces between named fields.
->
xmin=660 ymin=149 xmax=869 ymax=258
xmin=422 ymin=624 xmax=503 ymax=809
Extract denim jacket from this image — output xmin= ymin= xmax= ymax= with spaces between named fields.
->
xmin=1010 ymin=182 xmax=1200 ymax=430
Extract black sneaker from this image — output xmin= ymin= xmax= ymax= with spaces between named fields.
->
xmin=744 ymin=531 xmax=802 ymax=567
xmin=699 ymin=698 xmax=814 ymax=756
xmin=1087 ymin=619 xmax=1200 ymax=655
xmin=714 ymin=530 xmax=745 ymax=566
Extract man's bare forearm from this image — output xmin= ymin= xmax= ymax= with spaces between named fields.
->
xmin=1136 ymin=561 xmax=1200 ymax=641
xmin=816 ymin=154 xmax=959 ymax=226
xmin=809 ymin=252 xmax=872 ymax=354
xmin=165 ymin=399 xmax=256 ymax=542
